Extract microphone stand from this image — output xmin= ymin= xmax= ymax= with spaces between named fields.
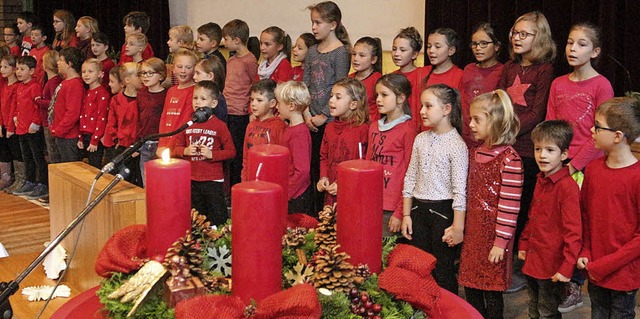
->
xmin=0 ymin=166 xmax=130 ymax=316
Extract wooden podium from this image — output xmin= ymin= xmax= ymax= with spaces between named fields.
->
xmin=49 ymin=162 xmax=146 ymax=291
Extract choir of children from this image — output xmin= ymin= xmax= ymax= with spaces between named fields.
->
xmin=0 ymin=5 xmax=636 ymax=318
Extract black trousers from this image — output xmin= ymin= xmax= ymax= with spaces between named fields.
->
xmin=18 ymin=131 xmax=48 ymax=184
xmin=191 ymin=180 xmax=228 ymax=226
xmin=227 ymin=114 xmax=248 ymax=189
xmin=79 ymin=134 xmax=105 ymax=169
xmin=464 ymin=286 xmax=504 ymax=319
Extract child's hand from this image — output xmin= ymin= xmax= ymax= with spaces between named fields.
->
xmin=311 ymin=114 xmax=327 ymax=127
xmin=131 ymin=151 xmax=139 ymax=158
xmin=388 ymin=216 xmax=401 ymax=233
xmin=305 ymin=116 xmax=318 ymax=132
xmin=401 ymin=216 xmax=412 ymax=240
xmin=183 ymin=144 xmax=199 ymax=156
xmin=326 ymin=182 xmax=337 ymax=195
xmin=488 ymin=246 xmax=505 ymax=264
xmin=316 ymin=177 xmax=329 ymax=192
xmin=77 ymin=140 xmax=84 ymax=149
xmin=0 ymin=126 xmax=3 ymax=137
xmin=28 ymin=127 xmax=37 ymax=134
xmin=577 ymin=257 xmax=589 ymax=269
xmin=5 ymin=131 xmax=13 ymax=138
xmin=87 ymin=144 xmax=98 ymax=152
xmin=517 ymin=250 xmax=526 ymax=260
xmin=442 ymin=225 xmax=463 ymax=247
xmin=200 ymin=145 xmax=212 ymax=159
xmin=551 ymin=272 xmax=570 ymax=282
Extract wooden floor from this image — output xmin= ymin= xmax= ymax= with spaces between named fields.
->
xmin=0 ymin=192 xmax=51 ymax=256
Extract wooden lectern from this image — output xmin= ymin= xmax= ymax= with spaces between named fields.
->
xmin=48 ymin=162 xmax=146 ymax=291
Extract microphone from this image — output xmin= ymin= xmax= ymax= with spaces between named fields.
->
xmin=96 ymin=106 xmax=215 ymax=179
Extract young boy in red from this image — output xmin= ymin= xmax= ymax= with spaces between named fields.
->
xmin=27 ymin=24 xmax=49 ymax=86
xmin=50 ymin=47 xmax=85 ymax=163
xmin=275 ymin=81 xmax=312 ymax=215
xmin=518 ymin=120 xmax=581 ymax=318
xmin=241 ymin=79 xmax=286 ymax=181
xmin=16 ymin=11 xmax=35 ymax=56
xmin=119 ymin=11 xmax=154 ymax=64
xmin=78 ymin=59 xmax=110 ymax=169
xmin=173 ymin=80 xmax=235 ymax=226
xmin=12 ymin=56 xmax=48 ymax=199
xmin=222 ymin=19 xmax=258 ymax=188
xmin=103 ymin=63 xmax=141 ymax=185
xmin=578 ymin=97 xmax=640 ymax=319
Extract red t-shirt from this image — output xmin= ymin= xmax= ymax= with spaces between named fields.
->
xmin=119 ymin=43 xmax=154 ymax=65
xmin=34 ymin=75 xmax=62 ymax=128
xmin=282 ymin=123 xmax=311 ymax=200
xmin=173 ymin=116 xmax=236 ymax=181
xmin=51 ymin=77 xmax=85 ymax=139
xmin=137 ymin=86 xmax=167 ymax=139
xmin=29 ymin=45 xmax=50 ymax=86
xmin=99 ymin=58 xmax=116 ymax=91
xmin=291 ymin=66 xmax=303 ymax=82
xmin=103 ymin=92 xmax=138 ymax=147
xmin=0 ymin=81 xmax=19 ymax=133
xmin=241 ymin=116 xmax=287 ymax=181
xmin=224 ymin=53 xmax=258 ymax=116
xmin=158 ymin=85 xmax=194 ymax=149
xmin=14 ymin=80 xmax=43 ymax=135
xmin=350 ymin=71 xmax=382 ymax=122
xmin=392 ymin=67 xmax=428 ymax=132
xmin=460 ymin=62 xmax=504 ymax=147
xmin=269 ymin=59 xmax=293 ymax=83
xmin=79 ymin=86 xmax=110 ymax=146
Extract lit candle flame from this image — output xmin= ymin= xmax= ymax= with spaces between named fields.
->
xmin=161 ymin=149 xmax=171 ymax=164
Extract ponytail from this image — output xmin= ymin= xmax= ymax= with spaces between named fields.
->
xmin=354 ymin=36 xmax=382 ymax=73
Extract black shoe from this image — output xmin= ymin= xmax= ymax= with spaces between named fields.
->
xmin=26 ymin=184 xmax=48 ymax=200
xmin=13 ymin=181 xmax=38 ymax=196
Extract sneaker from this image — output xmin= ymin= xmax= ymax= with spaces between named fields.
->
xmin=12 ymin=181 xmax=38 ymax=196
xmin=26 ymin=184 xmax=48 ymax=200
xmin=505 ymin=270 xmax=527 ymax=293
xmin=38 ymin=195 xmax=50 ymax=206
xmin=558 ymin=282 xmax=583 ymax=313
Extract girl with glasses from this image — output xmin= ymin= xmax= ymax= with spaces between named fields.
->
xmin=52 ymin=10 xmax=77 ymax=51
xmin=461 ymin=23 xmax=503 ymax=148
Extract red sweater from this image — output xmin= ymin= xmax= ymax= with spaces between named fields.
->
xmin=79 ymin=86 xmax=110 ymax=146
xmin=424 ymin=65 xmax=464 ymax=90
xmin=99 ymin=58 xmax=116 ymax=91
xmin=119 ymin=43 xmax=154 ymax=65
xmin=283 ymin=123 xmax=311 ymax=199
xmin=392 ymin=67 xmax=427 ymax=133
xmin=224 ymin=53 xmax=258 ymax=116
xmin=0 ymin=82 xmax=18 ymax=133
xmin=29 ymin=45 xmax=50 ymax=86
xmin=320 ymin=120 xmax=369 ymax=205
xmin=366 ymin=117 xmax=416 ymax=218
xmin=520 ymin=167 xmax=581 ymax=279
xmin=498 ymin=61 xmax=553 ymax=158
xmin=14 ymin=80 xmax=43 ymax=135
xmin=241 ymin=116 xmax=287 ymax=181
xmin=580 ymin=158 xmax=640 ymax=291
xmin=350 ymin=71 xmax=382 ymax=122
xmin=258 ymin=59 xmax=294 ymax=83
xmin=103 ymin=93 xmax=138 ymax=148
xmin=51 ymin=77 xmax=85 ymax=139
xmin=34 ymin=75 xmax=62 ymax=128
xmin=291 ymin=66 xmax=303 ymax=82
xmin=137 ymin=87 xmax=167 ymax=138
xmin=461 ymin=62 xmax=504 ymax=147
xmin=158 ymin=85 xmax=194 ymax=149
xmin=174 ymin=116 xmax=236 ymax=181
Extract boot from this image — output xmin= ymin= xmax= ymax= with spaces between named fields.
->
xmin=5 ymin=161 xmax=25 ymax=194
xmin=0 ymin=162 xmax=12 ymax=190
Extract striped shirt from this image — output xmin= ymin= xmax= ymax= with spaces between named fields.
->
xmin=475 ymin=145 xmax=524 ymax=248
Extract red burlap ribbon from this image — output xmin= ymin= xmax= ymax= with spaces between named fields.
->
xmin=95 ymin=224 xmax=148 ymax=277
xmin=378 ymin=244 xmax=442 ymax=317
xmin=286 ymin=213 xmax=318 ymax=230
xmin=175 ymin=284 xmax=321 ymax=319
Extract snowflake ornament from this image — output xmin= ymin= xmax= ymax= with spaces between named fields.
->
xmin=207 ymin=245 xmax=232 ymax=276
xmin=21 ymin=285 xmax=71 ymax=301
xmin=284 ymin=262 xmax=314 ymax=286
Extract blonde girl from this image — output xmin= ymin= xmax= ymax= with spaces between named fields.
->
xmin=350 ymin=37 xmax=382 ymax=122
xmin=78 ymin=59 xmax=109 ymax=168
xmin=498 ymin=12 xmax=556 ymax=292
xmin=291 ymin=33 xmax=318 ymax=81
xmin=391 ymin=26 xmax=425 ymax=132
xmin=365 ymin=74 xmax=416 ymax=237
xmin=461 ymin=23 xmax=503 ymax=148
xmin=317 ymin=77 xmax=368 ymax=206
xmin=458 ymin=90 xmax=523 ymax=318
xmin=258 ymin=26 xmax=293 ymax=83
xmin=52 ymin=10 xmax=77 ymax=51
xmin=75 ymin=16 xmax=99 ymax=59
xmin=193 ymin=57 xmax=227 ymax=123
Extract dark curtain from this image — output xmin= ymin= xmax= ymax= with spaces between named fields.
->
xmin=32 ymin=0 xmax=170 ymax=61
xmin=425 ymin=0 xmax=640 ymax=95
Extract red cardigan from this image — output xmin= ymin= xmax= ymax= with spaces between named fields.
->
xmin=14 ymin=80 xmax=43 ymax=135
xmin=79 ymin=86 xmax=111 ymax=146
xmin=103 ymin=93 xmax=138 ymax=148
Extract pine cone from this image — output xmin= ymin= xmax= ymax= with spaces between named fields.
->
xmin=282 ymin=227 xmax=308 ymax=248
xmin=244 ymin=304 xmax=257 ymax=318
xmin=355 ymin=264 xmax=372 ymax=279
xmin=312 ymin=245 xmax=355 ymax=293
xmin=314 ymin=205 xmax=338 ymax=251
xmin=191 ymin=209 xmax=212 ymax=235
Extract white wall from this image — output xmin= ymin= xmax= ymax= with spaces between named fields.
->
xmin=168 ymin=0 xmax=425 ymax=51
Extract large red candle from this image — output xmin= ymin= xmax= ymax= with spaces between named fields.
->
xmin=337 ymin=159 xmax=383 ymax=273
xmin=145 ymin=151 xmax=191 ymax=260
xmin=247 ymin=144 xmax=290 ymax=197
xmin=232 ymin=180 xmax=284 ymax=303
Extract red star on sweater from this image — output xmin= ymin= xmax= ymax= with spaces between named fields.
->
xmin=506 ymin=75 xmax=531 ymax=107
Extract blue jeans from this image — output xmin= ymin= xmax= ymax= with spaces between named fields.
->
xmin=138 ymin=141 xmax=158 ymax=187
xmin=588 ymin=282 xmax=637 ymax=319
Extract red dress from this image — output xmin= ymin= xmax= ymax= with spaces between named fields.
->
xmin=458 ymin=147 xmax=515 ymax=291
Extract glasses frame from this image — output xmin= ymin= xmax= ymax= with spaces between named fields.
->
xmin=594 ymin=123 xmax=623 ymax=135
xmin=469 ymin=41 xmax=494 ymax=49
xmin=510 ymin=29 xmax=536 ymax=40
xmin=137 ymin=71 xmax=158 ymax=77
